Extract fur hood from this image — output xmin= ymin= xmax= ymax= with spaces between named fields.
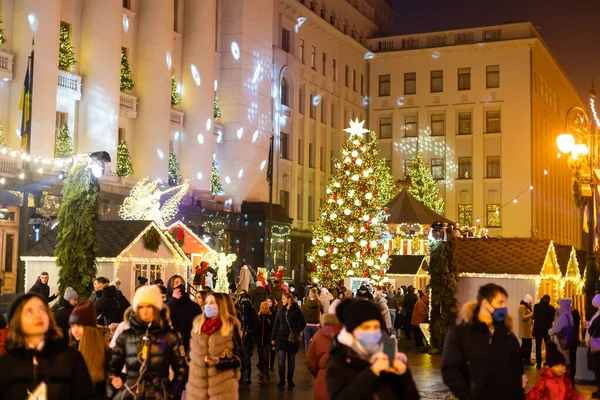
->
xmin=458 ymin=301 xmax=514 ymax=333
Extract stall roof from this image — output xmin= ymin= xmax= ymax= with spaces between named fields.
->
xmin=386 ymin=189 xmax=453 ymax=225
xmin=387 ymin=255 xmax=426 ymax=275
xmin=22 ymin=220 xmax=157 ymax=258
xmin=554 ymin=244 xmax=586 ymax=277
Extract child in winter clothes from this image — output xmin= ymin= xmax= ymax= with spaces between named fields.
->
xmin=256 ymin=301 xmax=274 ymax=384
xmin=526 ymin=341 xmax=582 ymax=400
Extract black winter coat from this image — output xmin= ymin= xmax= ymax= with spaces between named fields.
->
xmin=255 ymin=313 xmax=274 ymax=345
xmin=115 ymin=289 xmax=131 ymax=315
xmin=238 ymin=301 xmax=259 ymax=336
xmin=167 ymin=294 xmax=201 ymax=352
xmin=326 ymin=339 xmax=420 ymax=400
xmin=95 ymin=286 xmax=123 ymax=325
xmin=108 ymin=308 xmax=188 ymax=400
xmin=0 ymin=339 xmax=96 ymax=400
xmin=441 ymin=303 xmax=525 ymax=400
xmin=250 ymin=286 xmax=268 ymax=311
xmin=532 ymin=301 xmax=556 ymax=338
xmin=403 ymin=292 xmax=418 ymax=313
xmin=52 ymin=296 xmax=75 ymax=343
xmin=271 ymin=304 xmax=306 ymax=353
xmin=28 ymin=277 xmax=57 ymax=303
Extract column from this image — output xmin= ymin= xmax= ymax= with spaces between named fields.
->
xmin=9 ymin=0 xmax=61 ymax=156
xmin=79 ymin=0 xmax=121 ymax=163
xmin=132 ymin=0 xmax=173 ymax=181
xmin=180 ymin=0 xmax=216 ymax=191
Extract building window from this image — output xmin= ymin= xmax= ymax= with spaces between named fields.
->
xmin=321 ymin=100 xmax=327 ymax=124
xmin=458 ymin=112 xmax=472 ymax=135
xmin=379 ymin=117 xmax=392 ymax=139
xmin=458 ymin=67 xmax=471 ymax=90
xmin=345 ymin=65 xmax=350 ymax=87
xmin=118 ymin=127 xmax=125 ymax=142
xmin=331 ymin=104 xmax=336 ymax=127
xmin=430 ymin=70 xmax=443 ymax=93
xmin=487 ymin=204 xmax=501 ymax=227
xmin=299 ymin=88 xmax=305 ymax=115
xmin=322 ymin=53 xmax=327 ymax=75
xmin=320 ymin=147 xmax=325 ymax=171
xmin=458 ymin=157 xmax=472 ymax=179
xmin=280 ymin=133 xmax=290 ymax=160
xmin=486 ymin=65 xmax=500 ymax=88
xmin=402 ymin=159 xmax=411 ymax=177
xmin=310 ymin=95 xmax=316 ymax=119
xmin=173 ymin=0 xmax=179 ymax=32
xmin=308 ymin=195 xmax=315 ymax=222
xmin=311 ymin=45 xmax=316 ymax=69
xmin=300 ymin=39 xmax=305 ymax=64
xmin=281 ymin=28 xmax=290 ymax=52
xmin=353 ymin=70 xmax=356 ymax=91
xmin=379 ymin=74 xmax=391 ymax=97
xmin=458 ymin=204 xmax=473 ymax=227
xmin=333 ymin=58 xmax=337 ymax=82
xmin=487 ymin=156 xmax=501 ymax=178
xmin=486 ymin=110 xmax=501 ymax=133
xmin=297 ymin=193 xmax=303 ymax=220
xmin=298 ymin=139 xmax=303 ymax=165
xmin=431 ymin=114 xmax=445 ymax=136
xmin=280 ymin=190 xmax=290 ymax=217
xmin=431 ymin=158 xmax=445 ymax=180
xmin=123 ymin=0 xmax=131 ymax=9
xmin=309 ymin=143 xmax=315 ymax=168
xmin=404 ymin=72 xmax=416 ymax=95
xmin=361 ymin=74 xmax=364 ymax=96
xmin=281 ymin=78 xmax=289 ymax=107
xmin=404 ymin=115 xmax=418 ymax=138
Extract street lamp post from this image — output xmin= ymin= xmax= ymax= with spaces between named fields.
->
xmin=556 ymin=84 xmax=599 ymax=273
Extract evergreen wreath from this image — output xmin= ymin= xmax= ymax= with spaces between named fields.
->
xmin=143 ymin=227 xmax=161 ymax=252
xmin=171 ymin=227 xmax=185 ymax=247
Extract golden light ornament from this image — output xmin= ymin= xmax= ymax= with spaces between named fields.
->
xmin=360 ymin=240 xmax=368 ymax=247
xmin=351 ymin=150 xmax=358 ymax=157
xmin=333 ymin=182 xmax=340 ymax=187
xmin=330 ymin=213 xmax=337 ymax=219
xmin=326 ymin=188 xmax=332 ymax=194
xmin=337 ymin=199 xmax=344 ymax=205
xmin=370 ymin=240 xmax=378 ymax=247
xmin=333 ymin=247 xmax=339 ymax=254
xmin=355 ymin=199 xmax=361 ymax=206
xmin=365 ymin=193 xmax=373 ymax=200
xmin=347 ymin=236 xmax=355 ymax=242
xmin=344 ymin=157 xmax=351 ymax=163
xmin=318 ymin=249 xmax=326 ymax=256
xmin=347 ymin=270 xmax=354 ymax=276
xmin=344 ymin=209 xmax=351 ymax=215
xmin=348 ymin=227 xmax=355 ymax=233
xmin=556 ymin=133 xmax=575 ymax=154
xmin=323 ymin=236 xmax=331 ymax=242
xmin=356 ymin=158 xmax=363 ymax=166
xmin=351 ymin=175 xmax=360 ymax=181
xmin=363 ymin=215 xmax=370 ymax=221
xmin=348 ymin=190 xmax=355 ymax=197
xmin=363 ymin=170 xmax=369 ymax=177
xmin=371 ymin=217 xmax=379 ymax=224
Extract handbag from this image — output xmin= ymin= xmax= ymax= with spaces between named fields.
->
xmin=284 ymin=310 xmax=301 ymax=344
xmin=555 ymin=315 xmax=577 ymax=350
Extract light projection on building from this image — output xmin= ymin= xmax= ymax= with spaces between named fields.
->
xmin=190 ymin=64 xmax=201 ymax=86
xmin=364 ymin=52 xmax=375 ymax=60
xmin=166 ymin=52 xmax=172 ymax=70
xmin=236 ymin=128 xmax=244 ymax=140
xmin=123 ymin=15 xmax=129 ymax=32
xmin=157 ymin=149 xmax=164 ymax=159
xmin=231 ymin=42 xmax=240 ymax=60
xmin=206 ymin=118 xmax=212 ymax=131
xmin=196 ymin=172 xmax=203 ymax=179
xmin=197 ymin=134 xmax=205 ymax=144
xmin=28 ymin=13 xmax=38 ymax=32
xmin=252 ymin=130 xmax=259 ymax=143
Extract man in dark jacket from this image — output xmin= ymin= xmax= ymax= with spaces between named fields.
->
xmin=28 ymin=271 xmax=59 ymax=303
xmin=166 ymin=275 xmax=201 ymax=353
xmin=238 ymin=293 xmax=259 ymax=385
xmin=355 ymin=285 xmax=374 ymax=301
xmin=251 ymin=281 xmax=268 ymax=311
xmin=51 ymin=287 xmax=78 ymax=343
xmin=271 ymin=280 xmax=286 ymax=309
xmin=442 ymin=283 xmax=525 ymax=400
xmin=532 ymin=294 xmax=556 ymax=369
xmin=94 ymin=285 xmax=123 ymax=326
xmin=90 ymin=276 xmax=110 ymax=303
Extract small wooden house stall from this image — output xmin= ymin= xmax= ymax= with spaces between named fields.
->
xmin=21 ymin=221 xmax=189 ymax=301
xmin=554 ymin=244 xmax=586 ymax=300
xmin=384 ymin=255 xmax=430 ymax=292
xmin=167 ymin=221 xmax=215 ymax=283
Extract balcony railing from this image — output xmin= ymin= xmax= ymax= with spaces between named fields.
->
xmin=0 ymin=153 xmax=22 ymax=178
xmin=119 ymin=92 xmax=138 ymax=118
xmin=0 ymin=49 xmax=14 ymax=81
xmin=170 ymin=109 xmax=184 ymax=128
xmin=57 ymin=70 xmax=82 ymax=101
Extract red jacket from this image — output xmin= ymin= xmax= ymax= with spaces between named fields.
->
xmin=526 ymin=368 xmax=582 ymax=400
xmin=274 ymin=269 xmax=284 ymax=284
xmin=306 ymin=324 xmax=343 ymax=400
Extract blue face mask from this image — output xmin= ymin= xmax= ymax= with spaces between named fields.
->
xmin=492 ymin=307 xmax=508 ymax=323
xmin=204 ymin=304 xmax=218 ymax=319
xmin=355 ymin=330 xmax=382 ymax=354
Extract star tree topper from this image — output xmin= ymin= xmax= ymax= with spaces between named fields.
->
xmin=344 ymin=118 xmax=370 ymax=137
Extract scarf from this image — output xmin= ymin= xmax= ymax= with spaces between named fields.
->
xmin=201 ymin=318 xmax=223 ymax=335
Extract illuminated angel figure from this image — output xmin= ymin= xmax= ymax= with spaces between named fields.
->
xmin=119 ymin=177 xmax=189 ymax=229
xmin=206 ymin=251 xmax=238 ymax=293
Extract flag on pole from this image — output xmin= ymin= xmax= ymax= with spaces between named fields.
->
xmin=19 ymin=40 xmax=34 ymax=153
xmin=266 ymin=135 xmax=274 ymax=184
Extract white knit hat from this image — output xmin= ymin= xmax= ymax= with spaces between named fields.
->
xmin=524 ymin=294 xmax=533 ymax=304
xmin=593 ymin=294 xmax=600 ymax=309
xmin=132 ymin=284 xmax=163 ymax=311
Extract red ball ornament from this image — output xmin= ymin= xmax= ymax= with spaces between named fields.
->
xmin=363 ymin=271 xmax=369 ymax=278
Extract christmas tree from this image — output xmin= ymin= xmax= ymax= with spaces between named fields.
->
xmin=0 ymin=122 xmax=5 ymax=148
xmin=120 ymin=47 xmax=135 ymax=92
xmin=308 ymin=119 xmax=394 ymax=287
xmin=211 ymin=158 xmax=223 ymax=194
xmin=584 ymin=258 xmax=599 ymax=320
xmin=55 ymin=164 xmax=100 ymax=297
xmin=407 ymin=152 xmax=445 ymax=214
xmin=54 ymin=124 xmax=74 ymax=157
xmin=168 ymin=151 xmax=182 ymax=186
xmin=0 ymin=20 xmax=6 ymax=45
xmin=116 ymin=139 xmax=133 ymax=177
xmin=214 ymin=95 xmax=221 ymax=120
xmin=58 ymin=24 xmax=76 ymax=71
xmin=171 ymin=74 xmax=181 ymax=105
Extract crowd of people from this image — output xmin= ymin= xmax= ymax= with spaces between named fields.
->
xmin=1 ymin=267 xmax=600 ymax=399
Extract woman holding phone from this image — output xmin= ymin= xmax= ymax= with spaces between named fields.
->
xmin=326 ymin=299 xmax=419 ymax=400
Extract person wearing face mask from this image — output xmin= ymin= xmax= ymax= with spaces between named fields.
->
xmin=326 ymin=299 xmax=419 ymax=400
xmin=167 ymin=275 xmax=201 ymax=353
xmin=442 ymin=283 xmax=525 ymax=400
xmin=186 ymin=292 xmax=243 ymax=399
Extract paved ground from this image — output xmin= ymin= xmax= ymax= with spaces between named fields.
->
xmin=239 ymin=341 xmax=600 ymax=400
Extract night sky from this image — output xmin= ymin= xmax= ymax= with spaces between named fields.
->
xmin=392 ymin=0 xmax=600 ymax=100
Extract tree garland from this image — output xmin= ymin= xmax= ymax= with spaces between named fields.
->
xmin=143 ymin=227 xmax=161 ymax=252
xmin=170 ymin=227 xmax=185 ymax=247
xmin=568 ymin=157 xmax=585 ymax=209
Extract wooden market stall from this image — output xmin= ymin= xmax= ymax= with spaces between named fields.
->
xmin=21 ymin=220 xmax=189 ymax=301
xmin=167 ymin=221 xmax=215 ymax=283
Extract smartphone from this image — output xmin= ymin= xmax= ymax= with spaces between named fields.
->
xmin=382 ymin=337 xmax=397 ymax=367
